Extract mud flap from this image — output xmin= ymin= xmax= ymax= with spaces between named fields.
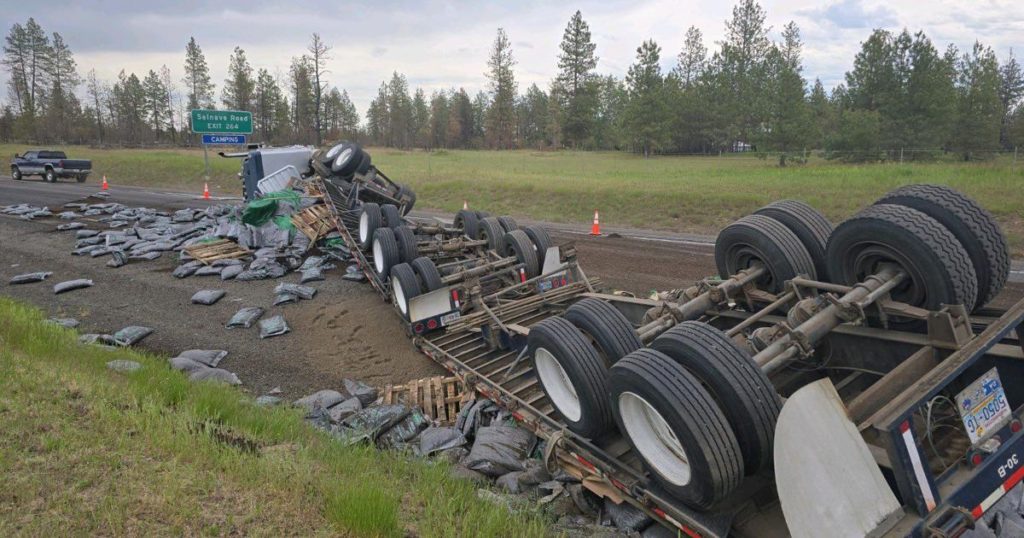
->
xmin=775 ymin=379 xmax=902 ymax=538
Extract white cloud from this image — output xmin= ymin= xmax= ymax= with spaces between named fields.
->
xmin=0 ymin=0 xmax=1020 ymax=117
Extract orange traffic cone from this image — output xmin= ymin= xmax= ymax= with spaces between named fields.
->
xmin=590 ymin=209 xmax=601 ymax=236
xmin=463 ymin=200 xmax=468 ymax=210
xmin=203 ymin=183 xmax=210 ymax=200
xmin=101 ymin=176 xmax=109 ymax=190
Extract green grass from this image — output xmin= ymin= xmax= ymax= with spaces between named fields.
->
xmin=0 ymin=297 xmax=549 ymax=537
xmin=6 ymin=144 xmax=1022 ymax=254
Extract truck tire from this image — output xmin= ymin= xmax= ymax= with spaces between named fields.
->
xmin=411 ymin=257 xmax=444 ymax=292
xmin=45 ymin=168 xmax=56 ymax=183
xmin=564 ymin=298 xmax=642 ymax=366
xmin=393 ymin=225 xmax=419 ymax=263
xmin=650 ymin=322 xmax=781 ymax=475
xmin=754 ymin=200 xmax=832 ymax=282
xmin=610 ymin=348 xmax=743 ymax=509
xmin=322 ymin=142 xmax=348 ymax=165
xmin=715 ymin=214 xmax=816 ymax=293
xmin=76 ymin=174 xmax=87 ymax=183
xmin=826 ymin=204 xmax=978 ymax=312
xmin=455 ymin=210 xmax=480 ymax=239
xmin=390 ymin=262 xmax=421 ymax=319
xmin=523 ymin=225 xmax=553 ymax=268
xmin=355 ymin=150 xmax=372 ymax=175
xmin=331 ymin=144 xmax=363 ymax=175
xmin=396 ymin=184 xmax=416 ymax=214
xmin=381 ymin=204 xmax=402 ymax=228
xmin=875 ymin=184 xmax=1009 ymax=310
xmin=358 ymin=203 xmax=382 ymax=250
xmin=477 ymin=217 xmax=506 ymax=254
xmin=498 ymin=216 xmax=518 ymax=233
xmin=11 ymin=166 xmax=22 ymax=180
xmin=372 ymin=227 xmax=400 ymax=278
xmin=528 ymin=316 xmax=613 ymax=438
xmin=475 ymin=211 xmax=491 ymax=219
xmin=504 ymin=230 xmax=540 ymax=278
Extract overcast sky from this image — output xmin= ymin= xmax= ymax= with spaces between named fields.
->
xmin=2 ymin=0 xmax=1022 ymax=115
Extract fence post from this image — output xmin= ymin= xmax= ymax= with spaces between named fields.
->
xmin=900 ymin=147 xmax=904 ymax=164
xmin=1014 ymin=146 xmax=1018 ymax=172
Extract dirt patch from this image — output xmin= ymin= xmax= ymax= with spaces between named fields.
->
xmin=0 ymin=215 xmax=442 ymax=398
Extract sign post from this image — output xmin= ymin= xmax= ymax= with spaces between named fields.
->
xmin=190 ymin=109 xmax=253 ymax=180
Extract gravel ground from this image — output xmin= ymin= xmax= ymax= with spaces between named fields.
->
xmin=0 ymin=214 xmax=444 ymax=399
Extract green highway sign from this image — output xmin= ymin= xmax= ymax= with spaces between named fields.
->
xmin=190 ymin=109 xmax=252 ymax=134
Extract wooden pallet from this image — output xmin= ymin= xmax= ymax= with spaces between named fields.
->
xmin=184 ymin=239 xmax=251 ymax=265
xmin=291 ymin=204 xmax=334 ymax=241
xmin=382 ymin=376 xmax=467 ymax=424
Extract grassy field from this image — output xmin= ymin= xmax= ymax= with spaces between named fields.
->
xmin=4 ymin=144 xmax=1022 ymax=254
xmin=0 ymin=298 xmax=549 ymax=537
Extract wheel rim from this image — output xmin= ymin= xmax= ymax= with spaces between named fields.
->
xmin=840 ymin=241 xmax=925 ymax=307
xmin=393 ymin=278 xmax=408 ymax=314
xmin=619 ymin=391 xmax=690 ymax=486
xmin=373 ymin=239 xmax=385 ymax=274
xmin=359 ymin=211 xmax=370 ymax=244
xmin=534 ymin=347 xmax=582 ymax=422
xmin=325 ymin=143 xmax=344 ymax=161
xmin=723 ymin=243 xmax=778 ymax=291
xmin=333 ymin=148 xmax=353 ymax=170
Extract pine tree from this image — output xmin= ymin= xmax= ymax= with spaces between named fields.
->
xmin=673 ymin=26 xmax=707 ymax=88
xmin=222 ymin=46 xmax=255 ymax=112
xmin=289 ymin=55 xmax=315 ymax=144
xmin=999 ymin=50 xmax=1024 ymax=148
xmin=307 ymin=33 xmax=332 ymax=145
xmin=428 ymin=90 xmax=449 ymax=148
xmin=556 ymin=11 xmax=599 ymax=147
xmin=366 ymin=82 xmax=389 ymax=145
xmin=593 ymin=75 xmax=627 ymax=150
xmin=45 ymin=32 xmax=78 ymax=141
xmin=142 ymin=69 xmax=170 ymax=141
xmin=952 ymin=42 xmax=1003 ymax=159
xmin=517 ymin=83 xmax=549 ymax=149
xmin=253 ymin=68 xmax=282 ymax=142
xmin=182 ymin=37 xmax=214 ymax=111
xmin=485 ymin=28 xmax=517 ymax=149
xmin=808 ymin=78 xmax=835 ymax=143
xmin=762 ymin=22 xmax=810 ymax=165
xmin=386 ymin=72 xmax=411 ymax=148
xmin=624 ymin=40 xmax=668 ymax=157
xmin=717 ymin=0 xmax=772 ymax=145
xmin=336 ymin=89 xmax=360 ymax=140
xmin=2 ymin=18 xmax=51 ymax=137
xmin=411 ymin=88 xmax=430 ymax=148
xmin=85 ymin=69 xmax=105 ymax=143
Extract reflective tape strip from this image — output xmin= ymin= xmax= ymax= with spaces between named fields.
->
xmin=971 ymin=464 xmax=1024 ymax=519
xmin=902 ymin=420 xmax=937 ymax=511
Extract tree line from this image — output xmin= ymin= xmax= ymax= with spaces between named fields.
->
xmin=3 ymin=1 xmax=1024 ymax=163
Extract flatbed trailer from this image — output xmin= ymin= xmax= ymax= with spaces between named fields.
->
xmin=320 ymin=175 xmax=1024 ymax=536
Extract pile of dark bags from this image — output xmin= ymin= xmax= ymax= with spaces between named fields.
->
xmin=281 ymin=383 xmax=664 ymax=536
xmin=49 ymin=194 xmax=354 ymax=281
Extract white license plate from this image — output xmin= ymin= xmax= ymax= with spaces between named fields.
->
xmin=957 ymin=367 xmax=1012 ymax=444
xmin=440 ymin=311 xmax=461 ymax=326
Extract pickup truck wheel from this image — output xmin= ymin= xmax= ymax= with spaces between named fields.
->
xmin=715 ymin=214 xmax=816 ymax=293
xmin=504 ymin=229 xmax=539 ymax=278
xmin=389 ymin=262 xmax=421 ymax=319
xmin=393 ymin=225 xmax=419 ymax=263
xmin=610 ymin=348 xmax=744 ymax=509
xmin=323 ymin=142 xmax=348 ymax=165
xmin=564 ymin=298 xmax=642 ymax=366
xmin=528 ymin=316 xmax=614 ymax=438
xmin=10 ymin=167 xmax=21 ymax=180
xmin=411 ymin=257 xmax=444 ymax=292
xmin=454 ymin=210 xmax=480 ymax=239
xmin=76 ymin=174 xmax=87 ymax=183
xmin=331 ymin=144 xmax=362 ymax=175
xmin=45 ymin=168 xmax=56 ymax=183
xmin=875 ymin=184 xmax=1009 ymax=310
xmin=650 ymin=322 xmax=781 ymax=476
xmin=372 ymin=228 xmax=400 ymax=278
xmin=358 ymin=203 xmax=382 ymax=250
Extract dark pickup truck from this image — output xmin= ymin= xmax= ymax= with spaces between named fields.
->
xmin=10 ymin=150 xmax=92 ymax=183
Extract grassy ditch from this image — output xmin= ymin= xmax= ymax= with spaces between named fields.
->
xmin=0 ymin=297 xmax=549 ymax=537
